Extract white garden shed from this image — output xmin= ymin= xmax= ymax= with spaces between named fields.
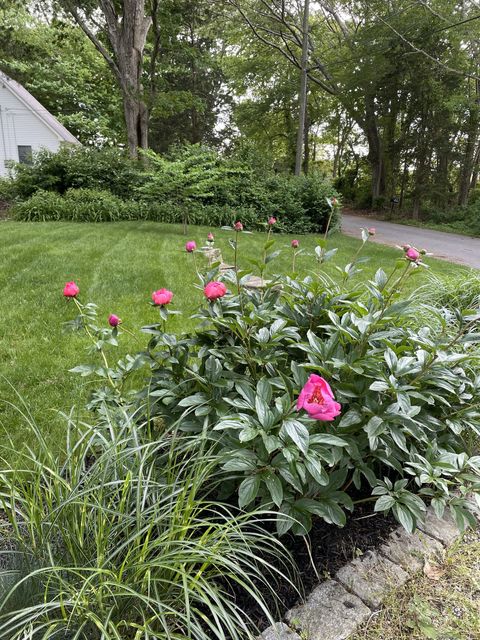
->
xmin=0 ymin=70 xmax=80 ymax=177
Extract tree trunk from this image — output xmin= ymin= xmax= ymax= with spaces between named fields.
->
xmin=364 ymin=95 xmax=384 ymax=203
xmin=470 ymin=143 xmax=480 ymax=191
xmin=458 ymin=90 xmax=479 ymax=205
xmin=295 ymin=0 xmax=310 ymax=176
xmin=66 ymin=0 xmax=152 ymax=158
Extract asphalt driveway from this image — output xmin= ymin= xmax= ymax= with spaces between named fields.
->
xmin=341 ymin=213 xmax=480 ymax=270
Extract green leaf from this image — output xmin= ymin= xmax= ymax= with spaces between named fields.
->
xmin=394 ymin=503 xmax=415 ymax=533
xmin=264 ymin=472 xmax=283 ymax=507
xmin=283 ymin=419 xmax=309 ymax=454
xmin=374 ymin=495 xmax=396 ymax=512
xmin=369 ymin=380 xmax=389 ymax=392
xmin=305 ymin=454 xmax=329 ymax=486
xmin=238 ymin=475 xmax=261 ymax=509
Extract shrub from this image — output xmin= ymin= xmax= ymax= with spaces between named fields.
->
xmin=12 ymin=188 xmax=139 ymax=222
xmin=65 ymin=234 xmax=480 ymax=537
xmin=7 ymin=143 xmax=341 ymax=232
xmin=5 ymin=145 xmax=143 ymax=200
xmin=0 ymin=412 xmax=297 ymax=638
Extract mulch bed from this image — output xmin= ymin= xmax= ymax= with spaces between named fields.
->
xmin=240 ymin=505 xmax=398 ymax=632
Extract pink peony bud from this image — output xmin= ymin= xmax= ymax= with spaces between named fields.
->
xmin=63 ymin=281 xmax=79 ymax=298
xmin=405 ymin=247 xmax=420 ymax=262
xmin=268 ymin=217 xmax=277 ymax=225
xmin=207 ymin=232 xmax=214 ymax=242
xmin=368 ymin=227 xmax=376 ymax=236
xmin=291 ymin=239 xmax=299 ymax=248
xmin=234 ymin=221 xmax=243 ymax=231
xmin=185 ymin=241 xmax=196 ymax=253
xmin=296 ymin=374 xmax=341 ymax=422
xmin=204 ymin=281 xmax=227 ymax=300
xmin=108 ymin=314 xmax=121 ymax=327
xmin=152 ymin=289 xmax=173 ymax=306
xmin=331 ymin=197 xmax=338 ymax=206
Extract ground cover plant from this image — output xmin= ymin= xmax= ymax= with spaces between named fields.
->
xmin=0 ymin=220 xmax=467 ymax=462
xmin=0 ymin=409 xmax=298 ymax=638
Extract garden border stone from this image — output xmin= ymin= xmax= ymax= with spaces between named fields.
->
xmin=259 ymin=507 xmax=463 ymax=640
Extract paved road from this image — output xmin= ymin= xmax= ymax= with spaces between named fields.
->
xmin=341 ymin=213 xmax=480 ymax=270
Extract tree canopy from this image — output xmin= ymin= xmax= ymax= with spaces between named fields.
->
xmin=1 ymin=0 xmax=479 ymax=213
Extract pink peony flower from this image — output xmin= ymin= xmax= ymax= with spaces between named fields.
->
xmin=296 ymin=374 xmax=341 ymax=422
xmin=63 ymin=281 xmax=79 ymax=298
xmin=291 ymin=239 xmax=299 ymax=248
xmin=204 ymin=281 xmax=227 ymax=300
xmin=368 ymin=227 xmax=376 ymax=236
xmin=234 ymin=221 xmax=243 ymax=231
xmin=108 ymin=314 xmax=121 ymax=327
xmin=152 ymin=289 xmax=173 ymax=306
xmin=207 ymin=232 xmax=214 ymax=242
xmin=268 ymin=217 xmax=277 ymax=225
xmin=405 ymin=247 xmax=420 ymax=262
xmin=185 ymin=241 xmax=196 ymax=253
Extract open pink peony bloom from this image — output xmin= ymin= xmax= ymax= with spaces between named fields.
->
xmin=296 ymin=374 xmax=341 ymax=421
xmin=405 ymin=247 xmax=420 ymax=262
xmin=234 ymin=221 xmax=243 ymax=231
xmin=268 ymin=217 xmax=277 ymax=225
xmin=291 ymin=239 xmax=299 ymax=248
xmin=63 ymin=281 xmax=79 ymax=298
xmin=207 ymin=232 xmax=214 ymax=242
xmin=185 ymin=241 xmax=196 ymax=253
xmin=152 ymin=289 xmax=173 ymax=306
xmin=204 ymin=281 xmax=227 ymax=300
xmin=368 ymin=227 xmax=376 ymax=236
xmin=108 ymin=314 xmax=121 ymax=327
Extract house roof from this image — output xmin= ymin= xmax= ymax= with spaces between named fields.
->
xmin=0 ymin=70 xmax=80 ymax=144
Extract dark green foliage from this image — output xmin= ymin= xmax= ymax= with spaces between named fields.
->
xmin=6 ymin=146 xmax=143 ymax=200
xmin=10 ymin=144 xmax=340 ymax=233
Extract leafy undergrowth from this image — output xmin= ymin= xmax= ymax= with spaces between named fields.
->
xmin=353 ymin=530 xmax=480 ymax=640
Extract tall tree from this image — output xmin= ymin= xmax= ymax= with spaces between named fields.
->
xmin=61 ymin=0 xmax=152 ymax=156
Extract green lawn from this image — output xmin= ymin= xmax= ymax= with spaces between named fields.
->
xmin=0 ymin=220 xmax=468 ymax=460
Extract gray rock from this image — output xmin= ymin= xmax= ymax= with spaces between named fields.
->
xmin=465 ymin=493 xmax=480 ymax=521
xmin=418 ymin=507 xmax=461 ymax=546
xmin=379 ymin=526 xmax=444 ymax=573
xmin=202 ymin=247 xmax=223 ymax=265
xmin=259 ymin=622 xmax=302 ymax=640
xmin=285 ymin=579 xmax=371 ymax=640
xmin=335 ymin=550 xmax=409 ymax=609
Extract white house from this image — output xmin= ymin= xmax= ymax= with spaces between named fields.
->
xmin=0 ymin=71 xmax=80 ymax=177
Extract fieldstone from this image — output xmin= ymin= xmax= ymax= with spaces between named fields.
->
xmin=418 ymin=507 xmax=461 ymax=546
xmin=202 ymin=247 xmax=223 ymax=265
xmin=379 ymin=526 xmax=444 ymax=573
xmin=285 ymin=579 xmax=371 ymax=640
xmin=244 ymin=275 xmax=268 ymax=289
xmin=335 ymin=550 xmax=409 ymax=609
xmin=258 ymin=622 xmax=302 ymax=640
xmin=465 ymin=493 xmax=480 ymax=521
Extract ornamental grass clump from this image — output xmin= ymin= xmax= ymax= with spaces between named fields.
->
xmin=0 ymin=410 xmax=298 ymax=638
xmin=63 ymin=225 xmax=480 ymax=538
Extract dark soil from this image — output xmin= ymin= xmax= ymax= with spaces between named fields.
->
xmin=241 ymin=505 xmax=398 ymax=632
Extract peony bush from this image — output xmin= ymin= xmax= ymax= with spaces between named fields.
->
xmin=64 ymin=221 xmax=480 ymax=536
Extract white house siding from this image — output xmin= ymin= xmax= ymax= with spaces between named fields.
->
xmin=0 ymin=76 xmax=79 ymax=177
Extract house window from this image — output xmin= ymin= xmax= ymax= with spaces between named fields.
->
xmin=17 ymin=145 xmax=33 ymax=164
